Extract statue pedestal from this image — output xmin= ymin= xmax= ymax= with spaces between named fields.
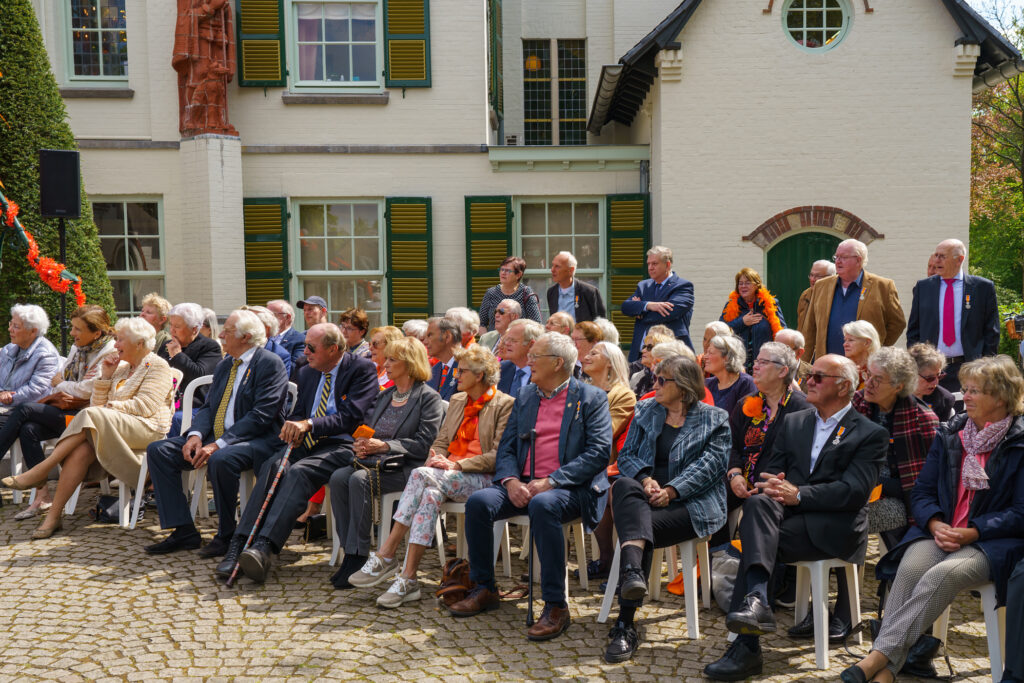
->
xmin=178 ymin=134 xmax=245 ymax=312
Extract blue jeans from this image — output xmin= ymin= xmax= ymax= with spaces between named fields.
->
xmin=465 ymin=484 xmax=583 ymax=605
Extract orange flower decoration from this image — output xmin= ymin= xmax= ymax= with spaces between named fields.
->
xmin=742 ymin=394 xmax=764 ymax=418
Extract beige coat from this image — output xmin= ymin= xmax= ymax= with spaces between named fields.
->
xmin=607 ymin=382 xmax=637 ymax=461
xmin=799 ymin=271 xmax=906 ymax=361
xmin=431 ymin=389 xmax=515 ymax=474
xmin=90 ymin=353 xmax=175 ymax=435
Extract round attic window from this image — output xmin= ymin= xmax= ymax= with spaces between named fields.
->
xmin=783 ymin=0 xmax=850 ymax=52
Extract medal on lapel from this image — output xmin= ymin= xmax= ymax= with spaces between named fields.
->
xmin=966 ymin=294 xmax=971 ymax=310
xmin=832 ymin=426 xmax=845 ymax=446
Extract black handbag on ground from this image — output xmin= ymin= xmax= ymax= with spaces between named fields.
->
xmin=351 ymin=454 xmax=404 ymax=526
xmin=89 ymin=494 xmax=140 ymax=524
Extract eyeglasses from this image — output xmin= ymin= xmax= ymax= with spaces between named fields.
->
xmin=655 ymin=375 xmax=673 ymax=387
xmin=496 ymin=308 xmax=509 ymax=315
xmin=340 ymin=324 xmax=360 ymax=333
xmin=370 ymin=340 xmax=387 ymax=349
xmin=753 ymin=358 xmax=784 ymax=367
xmin=498 ymin=268 xmax=517 ymax=275
xmin=305 ymin=343 xmax=318 ymax=353
xmin=919 ymin=372 xmax=946 ymax=383
xmin=642 ymin=344 xmax=655 ymax=351
xmin=527 ymin=353 xmax=559 ymax=362
xmin=807 ymin=372 xmax=845 ymax=384
xmin=864 ymin=374 xmax=892 ymax=387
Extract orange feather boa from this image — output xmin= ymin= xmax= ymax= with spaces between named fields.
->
xmin=722 ymin=289 xmax=783 ymax=337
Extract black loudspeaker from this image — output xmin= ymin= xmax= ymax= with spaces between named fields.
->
xmin=39 ymin=149 xmax=81 ymax=218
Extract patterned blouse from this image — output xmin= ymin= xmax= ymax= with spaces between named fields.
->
xmin=478 ymin=283 xmax=542 ymax=330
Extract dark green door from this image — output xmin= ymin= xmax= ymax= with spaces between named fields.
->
xmin=766 ymin=232 xmax=841 ymax=328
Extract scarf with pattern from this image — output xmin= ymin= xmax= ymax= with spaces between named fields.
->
xmin=958 ymin=415 xmax=1012 ymax=490
xmin=447 ymin=386 xmax=497 ymax=461
xmin=63 ymin=334 xmax=112 ymax=381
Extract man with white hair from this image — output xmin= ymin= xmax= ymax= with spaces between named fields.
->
xmin=445 ymin=307 xmax=480 ymax=348
xmin=245 ymin=305 xmax=292 ymax=375
xmin=0 ymin=304 xmax=60 ymax=427
xmin=267 ymin=299 xmax=305 ymax=364
xmin=497 ymin=319 xmax=544 ymax=397
xmin=799 ymin=238 xmax=905 ymax=361
xmin=479 ymin=298 xmax=521 ymax=353
xmin=162 ymin=302 xmax=223 ymax=436
xmin=145 ymin=309 xmax=289 ymax=556
xmin=426 ymin=316 xmax=462 ymax=401
xmin=621 ymin=246 xmax=695 ymax=362
xmin=547 ymin=251 xmax=605 ymax=323
xmin=796 ymin=260 xmax=836 ymax=331
xmin=907 ymin=238 xmax=999 ymax=392
xmin=774 ymin=328 xmax=812 ymax=390
xmin=704 ymin=354 xmax=887 ymax=680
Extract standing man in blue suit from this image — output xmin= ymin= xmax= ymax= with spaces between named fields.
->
xmin=621 ymin=246 xmax=695 ymax=362
xmin=449 ymin=332 xmax=612 ymax=642
xmin=144 ymin=309 xmax=289 ymax=556
xmin=907 ymin=239 xmax=999 ymax=392
xmin=268 ymin=299 xmax=306 ymax=365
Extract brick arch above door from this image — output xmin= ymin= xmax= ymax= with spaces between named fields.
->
xmin=742 ymin=206 xmax=884 ymax=249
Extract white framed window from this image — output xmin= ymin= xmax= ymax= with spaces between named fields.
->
xmin=290 ymin=1 xmax=383 ymax=89
xmin=293 ymin=200 xmax=385 ymax=328
xmin=92 ymin=199 xmax=163 ymax=316
xmin=67 ymin=0 xmax=128 ymax=81
xmin=516 ymin=198 xmax=604 ymax=319
xmin=782 ymin=0 xmax=850 ymax=52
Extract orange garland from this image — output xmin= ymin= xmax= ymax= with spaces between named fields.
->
xmin=722 ymin=288 xmax=784 ymax=337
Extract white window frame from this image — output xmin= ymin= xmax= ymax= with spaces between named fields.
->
xmin=64 ymin=0 xmax=130 ymax=84
xmin=92 ymin=197 xmax=165 ymax=316
xmin=290 ymin=198 xmax=387 ymax=329
xmin=514 ymin=196 xmax=606 ymax=320
xmin=781 ymin=0 xmax=851 ymax=54
xmin=288 ymin=0 xmax=385 ymax=92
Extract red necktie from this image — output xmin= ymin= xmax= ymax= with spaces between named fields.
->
xmin=942 ymin=279 xmax=957 ymax=346
xmin=440 ymin=364 xmax=449 ymax=389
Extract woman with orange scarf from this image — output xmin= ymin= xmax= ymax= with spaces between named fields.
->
xmin=348 ymin=344 xmax=514 ymax=608
xmin=719 ymin=267 xmax=786 ymax=373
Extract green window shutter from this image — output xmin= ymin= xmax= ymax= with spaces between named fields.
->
xmin=465 ymin=196 xmax=512 ymax=309
xmin=237 ymin=0 xmax=286 ymax=87
xmin=488 ymin=0 xmax=503 ymax=118
xmin=386 ymin=197 xmax=433 ymax=326
xmin=606 ymin=193 xmax=651 ymax=351
xmin=384 ymin=0 xmax=431 ymax=87
xmin=244 ymin=198 xmax=289 ymax=305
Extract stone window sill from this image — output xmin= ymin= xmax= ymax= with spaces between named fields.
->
xmin=281 ymin=92 xmax=389 ymax=105
xmin=60 ymin=88 xmax=134 ymax=99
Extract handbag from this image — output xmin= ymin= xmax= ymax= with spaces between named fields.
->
xmin=436 ymin=557 xmax=475 ymax=606
xmin=89 ymin=494 xmax=140 ymax=524
xmin=351 ymin=453 xmax=404 ymax=526
xmin=867 ymin=465 xmax=908 ymax=534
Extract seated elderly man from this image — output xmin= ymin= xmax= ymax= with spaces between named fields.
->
xmin=144 ymin=310 xmax=289 ymax=556
xmin=244 ymin=305 xmax=292 ymax=375
xmin=446 ymin=306 xmax=481 ymax=348
xmin=479 ymin=299 xmax=521 ymax=354
xmin=267 ymin=299 xmax=305 ymax=364
xmin=775 ymin=328 xmax=813 ymax=390
xmin=703 ymin=354 xmax=887 ymax=681
xmin=426 ymin=316 xmax=462 ymax=401
xmin=545 ymin=311 xmax=575 ymax=336
xmin=497 ymin=319 xmax=544 ymax=398
xmin=162 ymin=302 xmax=223 ymax=437
xmin=449 ymin=332 xmax=612 ymax=641
xmin=1 ymin=304 xmax=61 ymax=427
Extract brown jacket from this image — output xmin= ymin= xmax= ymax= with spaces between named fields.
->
xmin=799 ymin=271 xmax=906 ymax=361
xmin=796 ymin=287 xmax=813 ymax=331
xmin=430 ymin=389 xmax=515 ymax=474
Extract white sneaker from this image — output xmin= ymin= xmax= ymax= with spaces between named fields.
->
xmin=348 ymin=552 xmax=398 ymax=587
xmin=377 ymin=576 xmax=421 ymax=608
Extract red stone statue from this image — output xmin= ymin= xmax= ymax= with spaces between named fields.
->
xmin=173 ymin=0 xmax=238 ymax=137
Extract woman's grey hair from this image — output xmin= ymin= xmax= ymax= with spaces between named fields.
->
xmin=498 ymin=299 xmax=522 ymax=318
xmin=592 ymin=341 xmax=629 ymax=388
xmin=652 ymin=340 xmax=696 ymax=363
xmin=168 ymin=303 xmax=205 ymax=332
xmin=959 ymin=355 xmax=1024 ymax=415
xmin=842 ymin=320 xmax=881 ymax=356
xmin=908 ymin=342 xmax=946 ymax=372
xmin=244 ymin=305 xmax=280 ymax=337
xmin=656 ymin=356 xmax=706 ymax=409
xmin=445 ymin=307 xmax=480 ymax=337
xmin=709 ymin=333 xmax=746 ymax=374
xmin=592 ymin=317 xmax=619 ymax=346
xmin=428 ymin=316 xmax=461 ymax=346
xmin=509 ymin=318 xmax=545 ymax=343
xmin=202 ymin=308 xmax=220 ymax=338
xmin=402 ymin=319 xmax=429 ymax=340
xmin=646 ymin=245 xmax=673 ymax=264
xmin=115 ymin=316 xmax=157 ymax=351
xmin=867 ymin=347 xmax=918 ymax=399
xmin=704 ymin=320 xmax=733 ymax=338
xmin=537 ymin=331 xmax=578 ymax=370
xmin=838 ymin=238 xmax=869 ymax=268
xmin=455 ymin=344 xmax=501 ymax=387
xmin=10 ymin=304 xmax=49 ymax=337
xmin=757 ymin=341 xmax=798 ymax=385
xmin=834 ymin=356 xmax=860 ymax=401
xmin=231 ymin=309 xmax=267 ymax=348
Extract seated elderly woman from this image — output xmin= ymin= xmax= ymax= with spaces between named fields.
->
xmin=2 ymin=317 xmax=175 ymax=539
xmin=340 ymin=308 xmax=372 ymax=359
xmin=446 ymin=307 xmax=481 ymax=348
xmin=593 ymin=317 xmax=620 ymax=347
xmin=140 ymin=292 xmax=172 ymax=353
xmin=369 ymin=326 xmax=405 ymax=389
xmin=329 ymin=336 xmax=444 ymax=588
xmin=910 ymin=343 xmax=954 ymax=422
xmin=844 ymin=355 xmax=1024 ymax=683
xmin=0 ymin=304 xmax=61 ymax=423
xmin=348 ymin=344 xmax=514 ymax=606
xmin=200 ymin=307 xmax=220 ymax=341
xmin=704 ymin=333 xmax=756 ymax=417
xmin=0 ymin=305 xmax=115 ymax=518
xmin=163 ymin=303 xmax=223 ymax=437
xmin=603 ymin=355 xmax=730 ymax=663
xmin=698 ymin=320 xmax=734 ymax=377
xmin=402 ymin=319 xmax=429 ymax=344
xmin=629 ymin=330 xmax=674 ymax=398
xmin=545 ymin=311 xmax=575 ymax=337
xmin=842 ymin=320 xmax=881 ymax=390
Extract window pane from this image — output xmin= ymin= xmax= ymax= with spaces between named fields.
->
xmin=102 ymin=30 xmax=128 ymax=76
xmin=101 ymin=237 xmax=126 ymax=270
xmin=324 ymin=16 xmax=350 ymax=42
xmin=130 ymin=238 xmax=161 ymax=272
xmin=126 ymin=202 xmax=159 ymax=236
xmin=298 ymin=44 xmax=324 ymax=81
xmin=547 ymin=203 xmax=572 ymax=234
xmin=297 ymin=4 xmax=324 ymax=40
xmin=303 ymin=280 xmax=328 ymax=300
xmin=127 ymin=278 xmax=163 ymax=313
xmin=352 ymin=203 xmax=378 ymax=236
xmin=71 ymin=0 xmax=98 ymax=29
xmin=326 ymin=204 xmax=351 ymax=236
xmin=73 ymin=32 xmax=101 ymax=76
xmin=327 ymin=237 xmax=351 ymax=270
xmin=353 ymin=237 xmax=379 ymax=270
xmin=93 ymin=202 xmax=124 ymax=235
xmin=548 ymin=236 xmax=572 ymax=258
xmin=301 ymin=238 xmax=325 ymax=270
xmin=351 ymin=45 xmax=375 ymax=82
xmin=351 ymin=6 xmax=376 ymax=41
xmin=325 ymin=44 xmax=351 ymax=81
xmin=574 ymin=236 xmax=600 ymax=269
xmin=521 ymin=204 xmax=546 ymax=235
xmin=574 ymin=203 xmax=598 ymax=235
xmin=300 ymin=204 xmax=325 ymax=237
xmin=521 ymin=236 xmax=547 ymax=268
xmin=100 ymin=0 xmax=126 ymax=29
xmin=111 ymin=278 xmax=132 ymax=313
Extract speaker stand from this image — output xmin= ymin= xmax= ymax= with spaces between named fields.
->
xmin=58 ymin=216 xmax=68 ymax=356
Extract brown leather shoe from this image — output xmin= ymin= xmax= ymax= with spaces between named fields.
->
xmin=527 ymin=604 xmax=571 ymax=641
xmin=447 ymin=585 xmax=501 ymax=617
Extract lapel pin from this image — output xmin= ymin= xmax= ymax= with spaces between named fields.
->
xmin=832 ymin=425 xmax=845 ymax=446
xmin=965 ymin=294 xmax=971 ymax=310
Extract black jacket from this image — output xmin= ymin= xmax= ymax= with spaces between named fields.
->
xmin=160 ymin=334 xmax=223 ymax=406
xmin=907 ymin=274 xmax=1000 ymax=361
xmin=546 ymin=279 xmax=606 ymax=323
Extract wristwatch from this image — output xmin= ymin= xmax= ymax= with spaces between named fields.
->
xmin=727 ymin=472 xmax=742 ymax=482
xmin=795 ymin=489 xmax=802 ymax=504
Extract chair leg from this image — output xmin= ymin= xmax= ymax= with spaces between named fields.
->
xmin=322 ymin=494 xmax=332 ymax=539
xmin=794 ymin=565 xmax=811 ymax=623
xmin=10 ymin=443 xmax=24 ymax=505
xmin=810 ymin=564 xmax=830 ymax=670
xmin=698 ymin=539 xmax=711 ymax=610
xmin=649 ymin=547 xmax=663 ymax=601
xmin=64 ymin=484 xmax=82 ymax=516
xmin=456 ymin=513 xmax=466 ymax=558
xmin=932 ymin=605 xmax=952 ymax=644
xmin=491 ymin=520 xmax=507 ymax=569
xmin=598 ymin=544 xmax=621 ymax=624
xmin=519 ymin=521 xmax=531 ymax=560
xmin=118 ymin=481 xmax=131 ymax=529
xmin=330 ymin=512 xmax=342 ymax=566
xmin=979 ymin=585 xmax=1004 ymax=683
xmin=100 ymin=478 xmax=111 ymax=495
xmin=435 ymin=515 xmax=446 ymax=567
xmin=572 ymin=521 xmax=588 ymax=590
xmin=130 ymin=460 xmax=148 ymax=530
xmin=190 ymin=466 xmax=207 ymax=519
xmin=680 ymin=541 xmax=700 ymax=639
xmin=844 ymin=563 xmax=863 ymax=646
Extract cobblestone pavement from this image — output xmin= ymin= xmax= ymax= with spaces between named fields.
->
xmin=0 ymin=488 xmax=1002 ymax=682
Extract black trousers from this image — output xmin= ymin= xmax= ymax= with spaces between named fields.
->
xmin=611 ymin=477 xmax=698 ymax=608
xmin=1004 ymin=558 xmax=1024 ymax=682
xmin=0 ymin=402 xmax=73 ymax=469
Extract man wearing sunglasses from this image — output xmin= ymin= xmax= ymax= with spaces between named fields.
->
xmin=705 ymin=354 xmax=887 ymax=681
xmin=479 ymin=298 xmax=521 ymax=354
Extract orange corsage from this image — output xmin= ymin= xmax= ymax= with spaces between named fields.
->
xmin=742 ymin=394 xmax=764 ymax=419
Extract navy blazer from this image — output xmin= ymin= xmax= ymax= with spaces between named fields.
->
xmin=906 ymin=274 xmax=1000 ymax=361
xmin=428 ymin=359 xmax=460 ymax=401
xmin=289 ymin=353 xmax=378 ymax=450
xmin=278 ymin=327 xmax=307 ymax=364
xmin=546 ymin=279 xmax=606 ymax=323
xmin=265 ymin=339 xmax=293 ymax=375
xmin=493 ymin=377 xmax=612 ymax=531
xmin=497 ymin=360 xmax=530 ymax=397
xmin=190 ymin=346 xmax=289 ymax=447
xmin=621 ymin=273 xmax=695 ymax=361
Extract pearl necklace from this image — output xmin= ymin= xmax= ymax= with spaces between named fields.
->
xmin=392 ymin=387 xmax=413 ymax=402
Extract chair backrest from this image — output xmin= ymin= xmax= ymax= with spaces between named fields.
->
xmin=168 ymin=368 xmax=184 ymax=409
xmin=286 ymin=381 xmax=298 ymax=415
xmin=180 ymin=374 xmax=214 ymax=433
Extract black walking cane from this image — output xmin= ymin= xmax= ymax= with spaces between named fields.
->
xmin=525 ymin=428 xmax=538 ymax=627
xmin=225 ymin=444 xmax=294 ymax=588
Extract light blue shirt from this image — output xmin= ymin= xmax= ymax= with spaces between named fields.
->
xmin=310 ymin=360 xmax=341 ymax=419
xmin=513 ymin=364 xmax=532 ymax=395
xmin=190 ymin=346 xmax=257 ymax=448
xmin=558 ymin=282 xmax=576 ymax=319
xmin=937 ymin=270 xmax=965 ymax=358
xmin=809 ymin=402 xmax=853 ymax=473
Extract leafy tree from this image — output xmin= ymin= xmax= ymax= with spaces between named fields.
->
xmin=0 ymin=0 xmax=115 ymax=346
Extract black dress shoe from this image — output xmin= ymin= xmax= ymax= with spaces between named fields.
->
xmin=619 ymin=565 xmax=648 ymax=602
xmin=839 ymin=664 xmax=868 ymax=683
xmin=900 ymin=633 xmax=941 ymax=678
xmin=144 ymin=530 xmax=201 ymax=555
xmin=703 ymin=638 xmax=764 ymax=681
xmin=238 ymin=538 xmax=275 ymax=583
xmin=604 ymin=621 xmax=640 ymax=663
xmin=197 ymin=535 xmax=230 ymax=558
xmin=829 ymin=616 xmax=852 ymax=643
xmin=330 ymin=554 xmax=367 ymax=589
xmin=214 ymin=536 xmax=246 ymax=579
xmin=726 ymin=592 xmax=776 ymax=636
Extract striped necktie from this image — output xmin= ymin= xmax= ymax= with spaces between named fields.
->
xmin=303 ymin=371 xmax=332 ymax=451
xmin=213 ymin=358 xmax=243 ymax=439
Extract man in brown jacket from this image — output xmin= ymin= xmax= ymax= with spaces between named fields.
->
xmin=799 ymin=239 xmax=905 ymax=361
xmin=796 ymin=260 xmax=836 ymax=331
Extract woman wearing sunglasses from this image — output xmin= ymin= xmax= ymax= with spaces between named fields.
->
xmin=909 ymin=343 xmax=954 ymax=422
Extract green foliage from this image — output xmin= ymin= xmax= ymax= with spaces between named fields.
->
xmin=0 ymin=0 xmax=115 ymax=346
xmin=996 ymin=289 xmax=1024 ymax=357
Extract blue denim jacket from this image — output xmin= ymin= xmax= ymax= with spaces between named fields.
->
xmin=0 ymin=335 xmax=61 ymax=404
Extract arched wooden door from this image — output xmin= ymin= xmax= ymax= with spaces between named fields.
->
xmin=767 ymin=231 xmax=841 ymax=328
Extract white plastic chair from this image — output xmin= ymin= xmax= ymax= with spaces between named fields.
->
xmin=492 ymin=515 xmax=589 ymax=591
xmin=931 ymin=582 xmax=1005 ymax=683
xmin=791 ymin=558 xmax=862 ymax=670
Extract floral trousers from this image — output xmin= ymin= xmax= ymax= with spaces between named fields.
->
xmin=392 ymin=466 xmax=492 ymax=547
